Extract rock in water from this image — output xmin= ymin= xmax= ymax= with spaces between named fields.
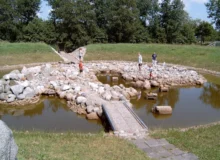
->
xmin=152 ymin=106 xmax=172 ymax=114
xmin=0 ymin=120 xmax=18 ymax=160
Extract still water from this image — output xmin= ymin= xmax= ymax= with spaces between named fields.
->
xmin=0 ymin=69 xmax=103 ymax=132
xmin=0 ymin=97 xmax=103 ymax=132
xmin=97 ymin=74 xmax=220 ymax=129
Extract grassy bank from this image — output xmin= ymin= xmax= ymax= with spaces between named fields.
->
xmin=0 ymin=42 xmax=61 ymax=66
xmin=14 ymin=131 xmax=149 ymax=160
xmin=151 ymin=123 xmax=220 ymax=160
xmin=85 ymin=43 xmax=220 ymax=72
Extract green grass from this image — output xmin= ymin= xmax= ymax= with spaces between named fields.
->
xmin=14 ymin=131 xmax=150 ymax=160
xmin=150 ymin=124 xmax=220 ymax=160
xmin=85 ymin=43 xmax=220 ymax=72
xmin=0 ymin=42 xmax=61 ymax=66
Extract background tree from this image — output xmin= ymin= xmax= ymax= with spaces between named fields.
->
xmin=107 ymin=0 xmax=146 ymax=43
xmin=0 ymin=0 xmax=18 ymax=41
xmin=160 ymin=0 xmax=188 ymax=43
xmin=17 ymin=0 xmax=41 ymax=25
xmin=22 ymin=18 xmax=56 ymax=44
xmin=195 ymin=21 xmax=214 ymax=44
xmin=206 ymin=0 xmax=220 ymax=30
xmin=47 ymin=0 xmax=98 ymax=52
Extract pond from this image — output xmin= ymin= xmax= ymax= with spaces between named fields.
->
xmin=97 ymin=73 xmax=220 ymax=129
xmin=0 ymin=97 xmax=103 ymax=132
xmin=0 ymin=70 xmax=103 ymax=132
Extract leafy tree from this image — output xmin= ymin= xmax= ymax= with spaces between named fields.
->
xmin=107 ymin=0 xmax=145 ymax=43
xmin=0 ymin=0 xmax=18 ymax=41
xmin=0 ymin=0 xmax=41 ymax=41
xmin=160 ymin=0 xmax=187 ymax=43
xmin=206 ymin=0 xmax=220 ymax=30
xmin=195 ymin=21 xmax=214 ymax=44
xmin=22 ymin=18 xmax=57 ymax=44
xmin=47 ymin=0 xmax=98 ymax=52
xmin=16 ymin=0 xmax=41 ymax=24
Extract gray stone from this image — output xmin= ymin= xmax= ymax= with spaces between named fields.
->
xmin=0 ymin=85 xmax=3 ymax=93
xmin=181 ymin=153 xmax=199 ymax=160
xmin=0 ymin=93 xmax=7 ymax=101
xmin=157 ymin=138 xmax=170 ymax=146
xmin=15 ymin=80 xmax=29 ymax=88
xmin=7 ymin=94 xmax=16 ymax=103
xmin=131 ymin=139 xmax=149 ymax=150
xmin=157 ymin=149 xmax=173 ymax=158
xmin=3 ymin=74 xmax=10 ymax=81
xmin=0 ymin=120 xmax=18 ymax=160
xmin=163 ymin=144 xmax=176 ymax=150
xmin=62 ymin=85 xmax=70 ymax=91
xmin=170 ymin=148 xmax=185 ymax=156
xmin=86 ymin=105 xmax=94 ymax=113
xmin=50 ymin=81 xmax=58 ymax=89
xmin=17 ymin=94 xmax=25 ymax=100
xmin=23 ymin=87 xmax=36 ymax=98
xmin=3 ymin=85 xmax=10 ymax=93
xmin=145 ymin=138 xmax=161 ymax=147
xmin=10 ymin=85 xmax=24 ymax=96
xmin=76 ymin=96 xmax=87 ymax=104
xmin=86 ymin=112 xmax=99 ymax=120
xmin=9 ymin=73 xmax=18 ymax=80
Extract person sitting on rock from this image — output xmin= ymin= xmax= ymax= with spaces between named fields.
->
xmin=79 ymin=60 xmax=83 ymax=73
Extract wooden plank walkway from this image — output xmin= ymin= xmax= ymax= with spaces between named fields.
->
xmin=102 ymin=101 xmax=148 ymax=138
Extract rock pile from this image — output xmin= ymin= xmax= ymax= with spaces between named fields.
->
xmin=0 ymin=61 xmax=207 ymax=138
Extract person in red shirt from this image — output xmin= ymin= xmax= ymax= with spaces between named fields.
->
xmin=79 ymin=60 xmax=83 ymax=73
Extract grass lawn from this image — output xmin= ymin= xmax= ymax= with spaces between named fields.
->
xmin=0 ymin=42 xmax=61 ymax=66
xmin=14 ymin=131 xmax=150 ymax=160
xmin=85 ymin=43 xmax=220 ymax=72
xmin=150 ymin=123 xmax=220 ymax=160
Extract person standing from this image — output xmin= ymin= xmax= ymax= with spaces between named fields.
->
xmin=79 ymin=48 xmax=83 ymax=61
xmin=152 ymin=52 xmax=157 ymax=66
xmin=138 ymin=52 xmax=143 ymax=71
xmin=79 ymin=60 xmax=83 ymax=73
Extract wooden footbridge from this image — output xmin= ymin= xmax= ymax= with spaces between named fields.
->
xmin=102 ymin=101 xmax=148 ymax=138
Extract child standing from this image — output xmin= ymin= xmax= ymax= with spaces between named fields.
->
xmin=79 ymin=60 xmax=83 ymax=73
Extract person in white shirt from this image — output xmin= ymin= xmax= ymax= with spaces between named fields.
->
xmin=138 ymin=52 xmax=142 ymax=71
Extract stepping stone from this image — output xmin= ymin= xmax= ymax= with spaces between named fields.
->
xmin=145 ymin=138 xmax=161 ymax=147
xmin=163 ymin=144 xmax=176 ymax=150
xmin=181 ymin=153 xmax=199 ymax=160
xmin=170 ymin=148 xmax=185 ymax=156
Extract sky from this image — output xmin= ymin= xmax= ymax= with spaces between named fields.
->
xmin=38 ymin=0 xmax=211 ymax=23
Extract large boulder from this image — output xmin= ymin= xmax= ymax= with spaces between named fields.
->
xmin=0 ymin=93 xmax=7 ymax=101
xmin=86 ymin=112 xmax=99 ymax=120
xmin=0 ymin=85 xmax=3 ymax=93
xmin=76 ymin=96 xmax=87 ymax=104
xmin=135 ymin=81 xmax=144 ymax=88
xmin=0 ymin=120 xmax=18 ymax=160
xmin=7 ymin=94 xmax=16 ymax=103
xmin=143 ymin=80 xmax=151 ymax=90
xmin=10 ymin=85 xmax=24 ymax=96
xmin=152 ymin=106 xmax=172 ymax=114
xmin=23 ymin=87 xmax=36 ymax=98
xmin=150 ymin=80 xmax=159 ymax=87
xmin=102 ymin=92 xmax=112 ymax=101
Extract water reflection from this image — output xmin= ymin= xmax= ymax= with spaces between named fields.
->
xmin=0 ymin=97 xmax=103 ymax=132
xmin=97 ymin=74 xmax=220 ymax=128
xmin=200 ymin=83 xmax=220 ymax=109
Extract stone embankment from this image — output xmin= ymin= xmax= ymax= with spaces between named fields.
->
xmin=0 ymin=61 xmax=206 ymax=138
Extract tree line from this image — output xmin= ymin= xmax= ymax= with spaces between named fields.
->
xmin=0 ymin=0 xmax=220 ymax=52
